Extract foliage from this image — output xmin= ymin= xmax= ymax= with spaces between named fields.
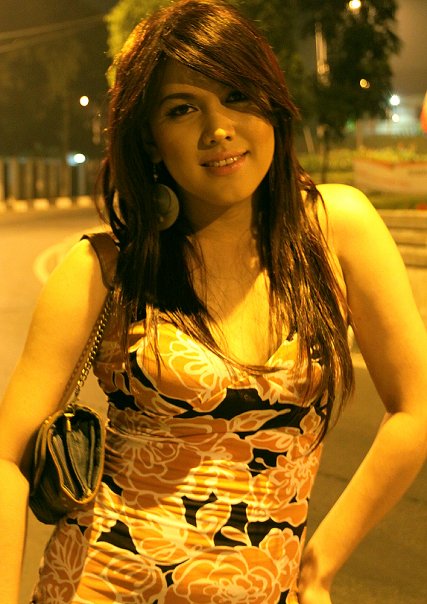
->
xmin=299 ymin=0 xmax=401 ymax=137
xmin=299 ymin=149 xmax=356 ymax=173
xmin=0 ymin=42 xmax=83 ymax=155
xmin=106 ymin=0 xmax=170 ymax=58
xmin=356 ymin=146 xmax=427 ymax=163
xmin=0 ymin=1 xmax=112 ymax=156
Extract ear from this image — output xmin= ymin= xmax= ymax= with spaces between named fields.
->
xmin=142 ymin=127 xmax=162 ymax=163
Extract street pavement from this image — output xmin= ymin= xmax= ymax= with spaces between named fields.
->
xmin=0 ymin=205 xmax=426 ymax=604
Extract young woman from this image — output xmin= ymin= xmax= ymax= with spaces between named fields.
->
xmin=0 ymin=1 xmax=426 ymax=602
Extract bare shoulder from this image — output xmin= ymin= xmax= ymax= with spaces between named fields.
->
xmin=317 ymin=183 xmax=380 ymax=234
xmin=32 ymin=237 xmax=108 ymax=329
xmin=316 ymin=183 xmax=392 ymax=265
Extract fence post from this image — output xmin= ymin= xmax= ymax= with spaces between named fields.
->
xmin=0 ymin=158 xmax=5 ymax=202
xmin=76 ymin=163 xmax=87 ymax=197
xmin=35 ymin=158 xmax=47 ymax=199
xmin=59 ymin=160 xmax=72 ymax=199
xmin=7 ymin=157 xmax=19 ymax=200
xmin=22 ymin=158 xmax=34 ymax=202
xmin=47 ymin=159 xmax=60 ymax=202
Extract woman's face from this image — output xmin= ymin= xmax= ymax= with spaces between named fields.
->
xmin=147 ymin=60 xmax=275 ymax=221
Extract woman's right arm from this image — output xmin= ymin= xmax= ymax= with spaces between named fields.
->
xmin=0 ymin=238 xmax=109 ymax=603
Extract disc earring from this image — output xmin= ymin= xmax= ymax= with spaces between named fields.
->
xmin=153 ymin=165 xmax=180 ymax=230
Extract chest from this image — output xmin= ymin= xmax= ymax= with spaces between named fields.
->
xmin=205 ymin=271 xmax=276 ymax=365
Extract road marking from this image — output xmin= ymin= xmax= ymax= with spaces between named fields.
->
xmin=33 ymin=234 xmax=82 ymax=284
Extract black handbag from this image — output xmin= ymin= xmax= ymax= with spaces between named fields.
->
xmin=29 ymin=402 xmax=106 ymax=524
xmin=29 ymin=235 xmax=116 ymax=524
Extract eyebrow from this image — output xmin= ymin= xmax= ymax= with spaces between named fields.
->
xmin=158 ymin=92 xmax=197 ymax=107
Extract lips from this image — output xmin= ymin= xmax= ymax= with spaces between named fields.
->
xmin=202 ymin=152 xmax=247 ymax=168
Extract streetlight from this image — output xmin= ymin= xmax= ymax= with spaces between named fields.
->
xmin=79 ymin=95 xmax=90 ymax=107
xmin=348 ymin=0 xmax=362 ymax=13
xmin=390 ymin=94 xmax=401 ymax=107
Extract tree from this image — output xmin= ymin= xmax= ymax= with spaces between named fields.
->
xmin=106 ymin=0 xmax=170 ymax=59
xmin=298 ymin=0 xmax=401 ymax=179
xmin=0 ymin=1 xmax=113 ymax=156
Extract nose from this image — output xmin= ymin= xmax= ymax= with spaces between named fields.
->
xmin=201 ymin=112 xmax=235 ymax=147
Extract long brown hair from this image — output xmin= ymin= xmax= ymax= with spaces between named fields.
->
xmin=100 ymin=0 xmax=353 ymax=442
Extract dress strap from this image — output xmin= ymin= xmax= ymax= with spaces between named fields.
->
xmin=81 ymin=232 xmax=118 ymax=289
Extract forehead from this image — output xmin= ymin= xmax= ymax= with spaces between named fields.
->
xmin=155 ymin=59 xmax=227 ymax=95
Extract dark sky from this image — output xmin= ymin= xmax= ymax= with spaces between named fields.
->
xmin=0 ymin=0 xmax=425 ymax=96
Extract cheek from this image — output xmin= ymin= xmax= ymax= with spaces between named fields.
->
xmin=152 ymin=128 xmax=192 ymax=169
xmin=254 ymin=121 xmax=275 ymax=169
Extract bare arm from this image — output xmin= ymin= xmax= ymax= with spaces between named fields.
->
xmin=0 ymin=238 xmax=108 ymax=603
xmin=299 ymin=185 xmax=427 ymax=602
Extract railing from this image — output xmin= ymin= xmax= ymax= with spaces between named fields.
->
xmin=0 ymin=156 xmax=102 ymax=206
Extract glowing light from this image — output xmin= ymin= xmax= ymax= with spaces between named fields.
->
xmin=360 ymin=78 xmax=370 ymax=89
xmin=390 ymin=94 xmax=401 ymax=106
xmin=391 ymin=113 xmax=400 ymax=123
xmin=67 ymin=153 xmax=87 ymax=165
xmin=73 ymin=153 xmax=86 ymax=164
xmin=348 ymin=0 xmax=362 ymax=12
xmin=79 ymin=95 xmax=90 ymax=107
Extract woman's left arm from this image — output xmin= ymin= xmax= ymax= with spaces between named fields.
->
xmin=299 ymin=184 xmax=427 ymax=601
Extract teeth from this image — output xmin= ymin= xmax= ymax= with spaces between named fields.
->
xmin=206 ymin=155 xmax=241 ymax=168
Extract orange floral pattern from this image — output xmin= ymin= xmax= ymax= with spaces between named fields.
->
xmin=32 ymin=319 xmax=325 ymax=603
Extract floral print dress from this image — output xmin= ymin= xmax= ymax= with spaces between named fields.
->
xmin=31 ymin=312 xmax=325 ymax=604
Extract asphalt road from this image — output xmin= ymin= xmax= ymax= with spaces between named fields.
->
xmin=0 ymin=206 xmax=426 ymax=604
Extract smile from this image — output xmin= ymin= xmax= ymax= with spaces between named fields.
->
xmin=202 ymin=153 xmax=246 ymax=168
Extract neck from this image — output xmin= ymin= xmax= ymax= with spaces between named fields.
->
xmin=186 ymin=199 xmax=255 ymax=242
xmin=188 ymin=214 xmax=261 ymax=282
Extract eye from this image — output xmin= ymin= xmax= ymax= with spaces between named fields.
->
xmin=226 ymin=90 xmax=249 ymax=103
xmin=165 ymin=103 xmax=196 ymax=118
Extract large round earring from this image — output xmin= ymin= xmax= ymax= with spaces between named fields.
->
xmin=154 ymin=183 xmax=180 ymax=230
xmin=153 ymin=165 xmax=180 ymax=230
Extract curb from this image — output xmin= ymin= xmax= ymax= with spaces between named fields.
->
xmin=0 ymin=196 xmax=95 ymax=214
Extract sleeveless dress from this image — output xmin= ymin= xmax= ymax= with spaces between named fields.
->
xmin=31 ymin=261 xmax=326 ymax=604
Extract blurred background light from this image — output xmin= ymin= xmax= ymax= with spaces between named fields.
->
xmin=348 ymin=0 xmax=362 ymax=13
xmin=67 ymin=152 xmax=86 ymax=165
